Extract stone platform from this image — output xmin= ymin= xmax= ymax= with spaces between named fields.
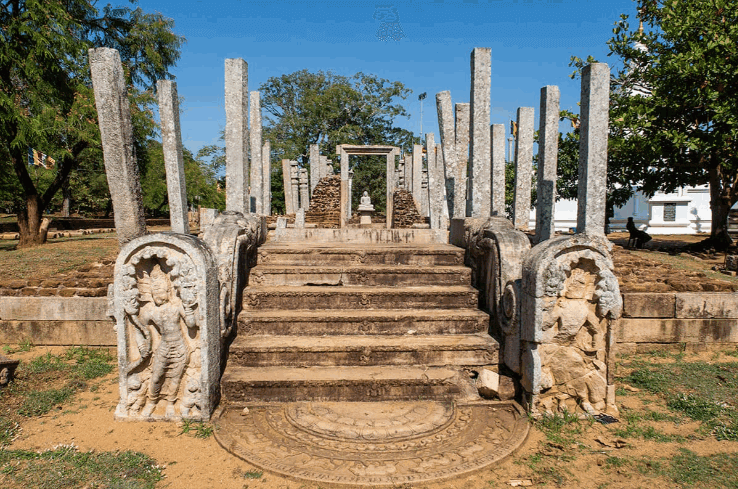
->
xmin=214 ymin=400 xmax=528 ymax=486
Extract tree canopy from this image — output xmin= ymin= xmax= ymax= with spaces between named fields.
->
xmin=1 ymin=0 xmax=184 ymax=246
xmin=259 ymin=70 xmax=416 ymax=213
xmin=603 ymin=0 xmax=738 ymax=244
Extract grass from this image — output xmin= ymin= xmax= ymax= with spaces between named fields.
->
xmin=0 ymin=445 xmax=164 ymax=489
xmin=179 ymin=420 xmax=214 ymax=439
xmin=243 ymin=470 xmax=263 ymax=479
xmin=2 ymin=340 xmax=33 ymax=355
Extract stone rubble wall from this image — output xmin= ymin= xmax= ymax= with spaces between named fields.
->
xmin=0 ymin=260 xmax=114 ymax=297
xmin=305 ymin=176 xmax=341 ymax=228
xmin=392 ymin=189 xmax=424 ymax=228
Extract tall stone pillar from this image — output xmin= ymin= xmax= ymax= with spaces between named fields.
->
xmin=491 ymin=124 xmax=506 ymax=216
xmin=88 ymin=48 xmax=146 ymax=245
xmin=421 ymin=169 xmax=429 ymax=217
xmin=299 ymin=168 xmax=309 ymax=210
xmin=262 ymin=141 xmax=271 ymax=215
xmin=156 ymin=80 xmax=189 ymax=234
xmin=249 ymin=91 xmax=262 ymax=214
xmin=454 ymin=103 xmax=470 ymax=217
xmin=577 ymin=63 xmax=610 ymax=236
xmin=309 ymin=144 xmax=320 ymax=194
xmin=281 ymin=159 xmax=294 ymax=215
xmin=426 ymin=133 xmax=447 ymax=228
xmin=436 ymin=91 xmax=459 ymax=218
xmin=224 ymin=58 xmax=249 ymax=214
xmin=348 ymin=169 xmax=354 ymax=218
xmin=290 ymin=161 xmax=300 ymax=214
xmin=535 ymin=86 xmax=560 ymax=242
xmin=386 ymin=149 xmax=398 ymax=228
xmin=513 ymin=107 xmax=534 ymax=230
xmin=412 ymin=144 xmax=423 ymax=214
xmin=469 ymin=47 xmax=491 ymax=218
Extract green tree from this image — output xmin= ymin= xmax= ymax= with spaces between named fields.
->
xmin=603 ymin=1 xmax=738 ymax=246
xmin=259 ymin=70 xmax=416 ymax=213
xmin=1 ymin=0 xmax=183 ymax=247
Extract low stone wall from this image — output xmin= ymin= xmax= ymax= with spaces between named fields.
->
xmin=0 ymin=296 xmax=114 ymax=346
xmin=618 ymin=292 xmax=738 ymax=352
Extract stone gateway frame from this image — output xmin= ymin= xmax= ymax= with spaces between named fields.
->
xmin=336 ymin=144 xmax=400 ymax=229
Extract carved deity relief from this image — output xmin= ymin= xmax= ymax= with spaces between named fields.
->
xmin=119 ymin=248 xmax=202 ymax=419
xmin=533 ymin=259 xmax=620 ymax=415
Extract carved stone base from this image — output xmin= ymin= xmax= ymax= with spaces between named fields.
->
xmin=214 ymin=400 xmax=528 ymax=486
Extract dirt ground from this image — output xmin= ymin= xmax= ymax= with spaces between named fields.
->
xmin=3 ymin=346 xmax=738 ymax=488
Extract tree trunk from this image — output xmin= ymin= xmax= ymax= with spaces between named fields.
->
xmin=17 ymin=195 xmax=49 ymax=248
xmin=61 ymin=179 xmax=71 ymax=217
xmin=707 ymin=165 xmax=735 ymax=250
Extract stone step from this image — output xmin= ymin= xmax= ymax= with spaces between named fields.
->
xmin=248 ymin=265 xmax=471 ymax=287
xmin=227 ymin=334 xmax=498 ymax=368
xmin=221 ymin=365 xmax=479 ymax=403
xmin=241 ymin=285 xmax=479 ymax=311
xmin=257 ymin=244 xmax=464 ymax=267
xmin=271 ymin=228 xmax=448 ymax=244
xmin=237 ymin=309 xmax=490 ymax=335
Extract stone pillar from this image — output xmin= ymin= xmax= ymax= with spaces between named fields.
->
xmin=513 ymin=107 xmax=534 ymax=230
xmin=454 ymin=103 xmax=470 ymax=217
xmin=281 ymin=159 xmax=294 ymax=214
xmin=290 ymin=161 xmax=300 ymax=214
xmin=491 ymin=124 xmax=506 ymax=216
xmin=156 ymin=80 xmax=189 ymax=234
xmin=88 ymin=47 xmax=146 ymax=245
xmin=323 ymin=156 xmax=333 ymax=176
xmin=262 ymin=140 xmax=271 ymax=216
xmin=412 ymin=144 xmax=423 ymax=214
xmin=577 ymin=63 xmax=610 ymax=236
xmin=224 ymin=58 xmax=249 ymax=214
xmin=249 ymin=91 xmax=262 ymax=214
xmin=469 ymin=47 xmax=491 ymax=218
xmin=436 ymin=91 xmax=459 ymax=218
xmin=426 ymin=133 xmax=450 ymax=230
xmin=348 ymin=169 xmax=354 ymax=218
xmin=337 ymin=146 xmax=350 ymax=226
xmin=386 ymin=149 xmax=398 ymax=228
xmin=309 ymin=144 xmax=320 ymax=194
xmin=299 ymin=168 xmax=309 ymax=210
xmin=535 ymin=86 xmax=560 ymax=242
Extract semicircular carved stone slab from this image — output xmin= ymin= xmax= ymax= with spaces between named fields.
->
xmin=520 ymin=234 xmax=621 ymax=416
xmin=110 ymin=233 xmax=219 ymax=421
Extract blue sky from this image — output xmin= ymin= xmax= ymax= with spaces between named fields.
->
xmin=135 ymin=0 xmax=639 ymax=156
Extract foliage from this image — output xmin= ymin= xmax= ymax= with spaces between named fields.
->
xmin=259 ymin=69 xmax=416 ymax=213
xmin=0 ymin=0 xmax=184 ymax=245
xmin=588 ymin=1 xmax=738 ymax=242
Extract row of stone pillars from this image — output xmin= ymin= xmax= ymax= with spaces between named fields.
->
xmin=431 ymin=48 xmax=609 ymax=239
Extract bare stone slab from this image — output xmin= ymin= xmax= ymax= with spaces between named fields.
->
xmin=88 ymin=47 xmax=147 ymax=245
xmin=281 ymin=159 xmax=294 ymax=215
xmin=436 ymin=91 xmax=460 ymax=219
xmin=513 ymin=107 xmax=534 ymax=230
xmin=157 ymin=80 xmax=189 ymax=234
xmin=617 ymin=318 xmax=738 ymax=344
xmin=491 ymin=124 xmax=506 ymax=216
xmin=249 ymin=91 xmax=262 ymax=214
xmin=262 ymin=141 xmax=271 ymax=215
xmin=622 ymin=293 xmax=675 ymax=318
xmin=675 ymin=293 xmax=738 ymax=319
xmin=224 ymin=58 xmax=249 ymax=214
xmin=577 ymin=63 xmax=610 ymax=236
xmin=469 ymin=48 xmax=491 ymax=218
xmin=295 ymin=208 xmax=305 ymax=228
xmin=535 ymin=86 xmax=560 ymax=242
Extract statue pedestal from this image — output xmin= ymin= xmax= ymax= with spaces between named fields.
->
xmin=358 ymin=205 xmax=374 ymax=225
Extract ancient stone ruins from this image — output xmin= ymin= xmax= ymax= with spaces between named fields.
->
xmin=91 ymin=45 xmax=619 ymax=484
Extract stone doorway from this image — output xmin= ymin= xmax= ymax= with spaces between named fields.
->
xmin=336 ymin=144 xmax=400 ymax=228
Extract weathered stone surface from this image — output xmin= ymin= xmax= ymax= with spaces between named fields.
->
xmin=617 ymin=318 xmax=738 ymax=344
xmin=199 ymin=208 xmax=219 ymax=233
xmin=436 ymin=91 xmax=460 ymax=219
xmin=306 ymin=175 xmax=341 ymax=228
xmin=491 ymin=124 xmax=506 ymax=216
xmin=281 ymin=159 xmax=294 ymax=215
xmin=262 ymin=140 xmax=271 ymax=215
xmin=675 ymin=293 xmax=738 ymax=318
xmin=224 ymin=58 xmax=249 ymax=214
xmin=249 ymin=91 xmax=262 ymax=214
xmin=513 ymin=107 xmax=534 ymax=230
xmin=298 ymin=168 xmax=309 ymax=210
xmin=535 ymin=86 xmax=560 ymax=243
xmin=295 ymin=208 xmax=305 ymax=228
xmin=520 ymin=234 xmax=621 ymax=415
xmin=309 ymin=144 xmax=320 ymax=194
xmin=725 ymin=255 xmax=738 ymax=271
xmin=412 ymin=144 xmax=424 ymax=216
xmin=88 ymin=47 xmax=146 ymax=245
xmin=469 ymin=48 xmax=491 ymax=218
xmin=426 ymin=134 xmax=449 ymax=230
xmin=0 ymin=354 xmax=20 ymax=386
xmin=392 ymin=189 xmax=424 ymax=229
xmin=214 ymin=400 xmax=528 ymax=486
xmin=477 ymin=368 xmax=516 ymax=401
xmin=577 ymin=63 xmax=610 ymax=236
xmin=454 ymin=102 xmax=470 ymax=217
xmin=622 ymin=292 xmax=675 ymax=318
xmin=111 ymin=233 xmax=219 ymax=421
xmin=290 ymin=161 xmax=300 ymax=214
xmin=157 ymin=80 xmax=189 ymax=234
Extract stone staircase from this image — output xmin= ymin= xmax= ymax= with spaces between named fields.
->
xmin=220 ymin=229 xmax=499 ymax=405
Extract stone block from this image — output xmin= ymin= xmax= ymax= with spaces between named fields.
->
xmin=616 ymin=318 xmax=738 ymax=344
xmin=0 ymin=320 xmax=116 ymax=346
xmin=622 ymin=293 xmax=675 ymax=318
xmin=675 ymin=293 xmax=738 ymax=318
xmin=157 ymin=80 xmax=189 ymax=234
xmin=224 ymin=58 xmax=249 ymax=214
xmin=469 ymin=47 xmax=491 ymax=218
xmin=513 ymin=107 xmax=534 ymax=230
xmin=725 ymin=255 xmax=738 ymax=271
